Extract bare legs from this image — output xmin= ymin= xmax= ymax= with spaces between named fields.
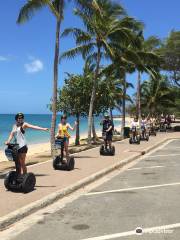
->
xmin=64 ymin=139 xmax=70 ymax=161
xmin=18 ymin=153 xmax=27 ymax=174
xmin=108 ymin=141 xmax=112 ymax=149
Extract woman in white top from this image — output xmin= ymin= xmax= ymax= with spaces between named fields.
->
xmin=141 ymin=115 xmax=147 ymax=129
xmin=5 ymin=113 xmax=48 ymax=174
xmin=131 ymin=117 xmax=140 ymax=129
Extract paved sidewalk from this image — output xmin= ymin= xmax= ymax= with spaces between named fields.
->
xmin=0 ymin=132 xmax=179 ymax=219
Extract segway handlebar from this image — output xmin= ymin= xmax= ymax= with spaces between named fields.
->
xmin=5 ymin=143 xmax=19 ymax=147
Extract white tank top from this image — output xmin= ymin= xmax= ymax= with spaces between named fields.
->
xmin=12 ymin=124 xmax=27 ymax=149
xmin=141 ymin=119 xmax=146 ymax=126
xmin=131 ymin=121 xmax=139 ymax=128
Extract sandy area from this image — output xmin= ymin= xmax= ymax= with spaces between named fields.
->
xmin=113 ymin=116 xmax=132 ymax=126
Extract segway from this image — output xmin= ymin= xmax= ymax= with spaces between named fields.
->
xmin=4 ymin=144 xmax=36 ymax=193
xmin=159 ymin=122 xmax=167 ymax=132
xmin=129 ymin=126 xmax=140 ymax=144
xmin=149 ymin=124 xmax=157 ymax=136
xmin=100 ymin=132 xmax=115 ymax=156
xmin=53 ymin=138 xmax=75 ymax=171
xmin=140 ymin=126 xmax=149 ymax=141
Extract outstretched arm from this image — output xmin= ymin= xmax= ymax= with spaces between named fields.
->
xmin=24 ymin=123 xmax=49 ymax=131
xmin=67 ymin=122 xmax=77 ymax=131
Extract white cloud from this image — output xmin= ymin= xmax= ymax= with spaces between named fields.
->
xmin=25 ymin=58 xmax=44 ymax=73
xmin=0 ymin=56 xmax=8 ymax=61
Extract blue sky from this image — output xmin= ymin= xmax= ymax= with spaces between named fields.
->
xmin=0 ymin=0 xmax=179 ymax=114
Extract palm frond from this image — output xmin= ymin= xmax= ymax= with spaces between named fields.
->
xmin=17 ymin=0 xmax=45 ymax=24
xmin=61 ymin=28 xmax=92 ymax=44
xmin=60 ymin=43 xmax=95 ymax=61
xmin=17 ymin=0 xmax=59 ymax=24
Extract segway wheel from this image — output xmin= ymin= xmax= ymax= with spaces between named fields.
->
xmin=129 ymin=138 xmax=132 ymax=144
xmin=22 ymin=173 xmax=36 ymax=193
xmin=154 ymin=132 xmax=157 ymax=136
xmin=111 ymin=146 xmax=115 ymax=156
xmin=67 ymin=156 xmax=75 ymax=171
xmin=146 ymin=135 xmax=149 ymax=141
xmin=53 ymin=156 xmax=61 ymax=170
xmin=4 ymin=171 xmax=17 ymax=191
xmin=100 ymin=145 xmax=104 ymax=155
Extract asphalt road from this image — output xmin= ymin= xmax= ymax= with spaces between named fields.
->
xmin=8 ymin=139 xmax=180 ymax=240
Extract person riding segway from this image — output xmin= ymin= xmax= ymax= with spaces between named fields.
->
xmin=4 ymin=113 xmax=48 ymax=193
xmin=129 ymin=117 xmax=140 ymax=144
xmin=53 ymin=115 xmax=76 ymax=171
xmin=149 ymin=116 xmax=157 ymax=136
xmin=140 ymin=115 xmax=149 ymax=141
xmin=100 ymin=113 xmax=115 ymax=156
xmin=160 ymin=114 xmax=167 ymax=132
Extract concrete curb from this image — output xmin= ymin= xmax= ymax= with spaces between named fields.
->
xmin=0 ymin=137 xmax=178 ymax=230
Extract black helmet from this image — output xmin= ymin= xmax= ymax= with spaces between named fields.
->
xmin=15 ymin=112 xmax=24 ymax=121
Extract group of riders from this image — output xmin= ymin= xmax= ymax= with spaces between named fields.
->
xmin=5 ymin=113 xmax=77 ymax=175
xmin=5 ymin=112 xmax=175 ymax=175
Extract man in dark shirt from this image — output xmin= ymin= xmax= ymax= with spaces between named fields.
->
xmin=101 ymin=113 xmax=114 ymax=148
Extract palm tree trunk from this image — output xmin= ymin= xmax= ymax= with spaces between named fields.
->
xmin=75 ymin=113 xmax=80 ymax=146
xmin=136 ymin=71 xmax=141 ymax=123
xmin=121 ymin=74 xmax=126 ymax=138
xmin=92 ymin=115 xmax=98 ymax=141
xmin=110 ymin=108 xmax=113 ymax=121
xmin=50 ymin=1 xmax=63 ymax=155
xmin=87 ymin=46 xmax=101 ymax=143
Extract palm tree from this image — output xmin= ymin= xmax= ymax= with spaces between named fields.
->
xmin=135 ymin=35 xmax=161 ymax=121
xmin=60 ymin=0 xmax=134 ymax=143
xmin=112 ymin=34 xmax=160 ymax=132
xmin=106 ymin=22 xmax=143 ymax=137
xmin=17 ymin=0 xmax=88 ymax=152
xmin=141 ymin=75 xmax=176 ymax=115
xmin=17 ymin=0 xmax=64 ymax=153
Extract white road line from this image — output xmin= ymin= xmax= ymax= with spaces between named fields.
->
xmin=165 ymin=147 xmax=180 ymax=149
xmin=86 ymin=182 xmax=180 ymax=196
xmin=80 ymin=222 xmax=180 ymax=240
xmin=149 ymin=153 xmax=180 ymax=158
xmin=128 ymin=165 xmax=164 ymax=171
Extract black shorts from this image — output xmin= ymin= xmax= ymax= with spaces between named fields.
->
xmin=103 ymin=133 xmax=112 ymax=141
xmin=18 ymin=145 xmax=28 ymax=154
